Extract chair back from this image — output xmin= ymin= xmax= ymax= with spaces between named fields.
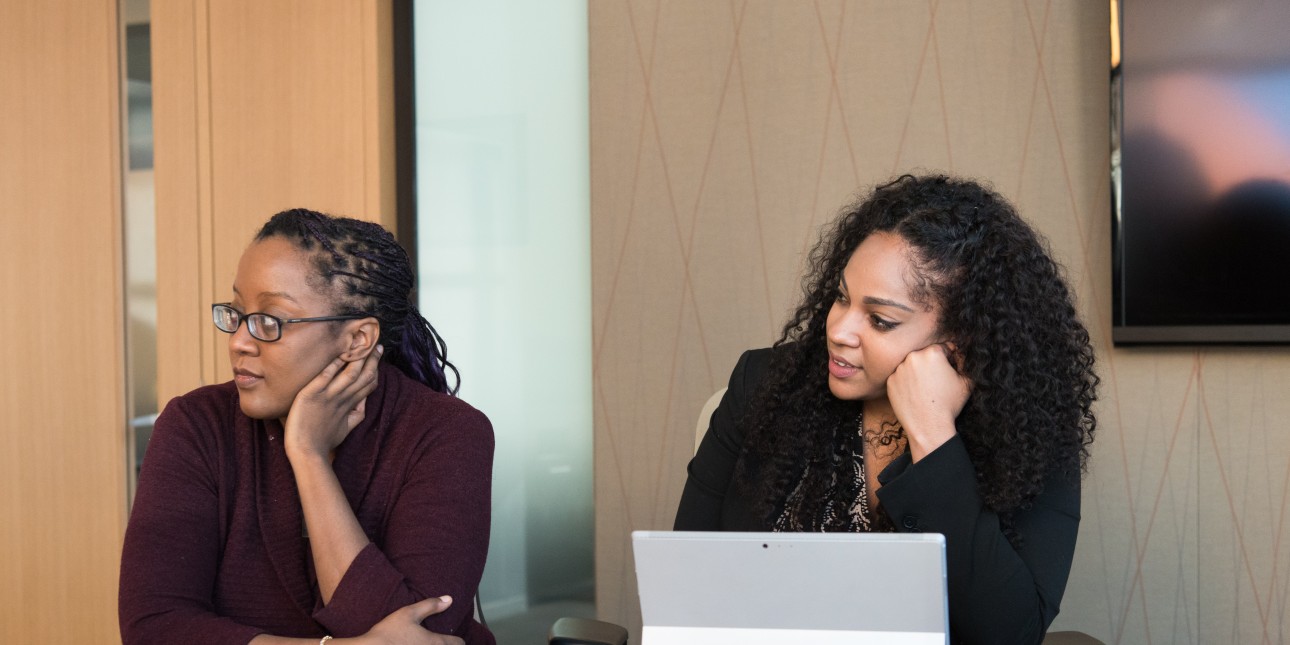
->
xmin=694 ymin=388 xmax=727 ymax=453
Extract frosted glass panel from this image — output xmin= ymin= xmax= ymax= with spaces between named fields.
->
xmin=122 ymin=0 xmax=158 ymax=506
xmin=413 ymin=2 xmax=594 ymax=641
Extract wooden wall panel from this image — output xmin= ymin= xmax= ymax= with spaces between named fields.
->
xmin=590 ymin=1 xmax=1290 ymax=642
xmin=153 ymin=0 xmax=396 ymax=402
xmin=0 ymin=0 xmax=127 ymax=642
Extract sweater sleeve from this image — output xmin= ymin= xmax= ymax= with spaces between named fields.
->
xmin=310 ymin=403 xmax=495 ymax=641
xmin=118 ymin=396 xmax=265 ymax=645
xmin=875 ymin=435 xmax=1080 ymax=645
xmin=674 ymin=349 xmax=765 ymax=530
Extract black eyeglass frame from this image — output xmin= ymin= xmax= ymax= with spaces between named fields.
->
xmin=212 ymin=303 xmax=372 ymax=342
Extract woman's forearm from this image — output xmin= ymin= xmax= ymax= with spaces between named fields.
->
xmin=250 ymin=596 xmax=463 ymax=645
xmin=877 ymin=437 xmax=1079 ymax=643
xmin=290 ymin=451 xmax=371 ymax=604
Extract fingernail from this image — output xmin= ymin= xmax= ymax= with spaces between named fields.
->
xmin=377 ymin=345 xmax=385 ymax=355
xmin=439 ymin=595 xmax=452 ymax=603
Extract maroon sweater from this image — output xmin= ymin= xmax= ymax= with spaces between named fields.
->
xmin=119 ymin=363 xmax=495 ymax=644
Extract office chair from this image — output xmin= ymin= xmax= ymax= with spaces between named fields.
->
xmin=547 ymin=617 xmax=628 ymax=645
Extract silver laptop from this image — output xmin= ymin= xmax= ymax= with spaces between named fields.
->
xmin=632 ymin=531 xmax=948 ymax=645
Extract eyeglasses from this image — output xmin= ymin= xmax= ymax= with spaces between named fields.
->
xmin=212 ymin=303 xmax=369 ymax=342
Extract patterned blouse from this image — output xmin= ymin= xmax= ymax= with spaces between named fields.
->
xmin=772 ymin=412 xmax=878 ymax=532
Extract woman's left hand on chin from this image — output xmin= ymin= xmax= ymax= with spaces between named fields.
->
xmin=888 ymin=343 xmax=971 ymax=461
xmin=284 ymin=345 xmax=383 ymax=462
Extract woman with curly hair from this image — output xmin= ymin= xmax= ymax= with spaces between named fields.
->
xmin=674 ymin=174 xmax=1097 ymax=644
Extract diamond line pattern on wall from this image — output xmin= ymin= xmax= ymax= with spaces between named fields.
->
xmin=590 ymin=2 xmax=1290 ymax=642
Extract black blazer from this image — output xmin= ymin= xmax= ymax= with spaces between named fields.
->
xmin=674 ymin=347 xmax=1081 ymax=645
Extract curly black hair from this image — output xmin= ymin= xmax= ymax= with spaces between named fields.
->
xmin=740 ymin=174 xmax=1098 ymax=538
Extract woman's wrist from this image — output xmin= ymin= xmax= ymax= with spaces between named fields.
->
xmin=906 ymin=421 xmax=956 ymax=462
xmin=249 ymin=635 xmax=366 ymax=645
xmin=284 ymin=438 xmax=333 ymax=467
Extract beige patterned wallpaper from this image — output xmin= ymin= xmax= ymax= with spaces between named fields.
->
xmin=590 ymin=1 xmax=1290 ymax=643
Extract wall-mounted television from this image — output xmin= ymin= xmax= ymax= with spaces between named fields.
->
xmin=1112 ymin=0 xmax=1290 ymax=344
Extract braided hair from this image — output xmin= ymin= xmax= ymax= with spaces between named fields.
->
xmin=255 ymin=208 xmax=460 ymax=394
xmin=742 ymin=175 xmax=1098 ymax=541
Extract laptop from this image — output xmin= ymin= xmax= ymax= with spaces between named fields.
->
xmin=632 ymin=531 xmax=948 ymax=645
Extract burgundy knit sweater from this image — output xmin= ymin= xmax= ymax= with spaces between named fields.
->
xmin=119 ymin=362 xmax=495 ymax=644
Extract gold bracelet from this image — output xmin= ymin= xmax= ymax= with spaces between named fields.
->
xmin=320 ymin=637 xmax=333 ymax=645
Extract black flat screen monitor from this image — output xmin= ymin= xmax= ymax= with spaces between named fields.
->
xmin=1113 ymin=0 xmax=1290 ymax=344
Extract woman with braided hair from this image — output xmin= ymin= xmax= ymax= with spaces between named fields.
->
xmin=120 ymin=209 xmax=494 ymax=645
xmin=675 ymin=175 xmax=1098 ymax=644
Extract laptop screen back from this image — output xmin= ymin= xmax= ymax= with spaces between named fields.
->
xmin=632 ymin=531 xmax=948 ymax=645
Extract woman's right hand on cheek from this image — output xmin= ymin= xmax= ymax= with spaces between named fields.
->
xmin=283 ymin=346 xmax=383 ymax=462
xmin=346 ymin=596 xmax=464 ymax=645
xmin=888 ymin=343 xmax=971 ymax=461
